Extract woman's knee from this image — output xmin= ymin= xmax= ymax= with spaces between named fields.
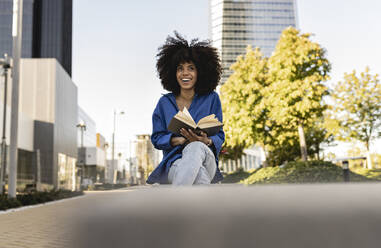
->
xmin=184 ymin=141 xmax=208 ymax=153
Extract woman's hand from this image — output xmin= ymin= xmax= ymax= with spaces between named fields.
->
xmin=180 ymin=128 xmax=211 ymax=146
xmin=170 ymin=136 xmax=187 ymax=146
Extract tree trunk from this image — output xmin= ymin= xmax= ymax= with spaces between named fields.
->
xmin=298 ymin=124 xmax=308 ymax=161
xmin=366 ymin=141 xmax=373 ymax=169
xmin=261 ymin=145 xmax=269 ymax=167
xmin=315 ymin=143 xmax=320 ymax=160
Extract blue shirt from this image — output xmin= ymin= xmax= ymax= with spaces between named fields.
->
xmin=146 ymin=91 xmax=225 ymax=184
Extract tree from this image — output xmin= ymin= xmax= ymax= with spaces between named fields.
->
xmin=265 ymin=126 xmax=332 ymax=166
xmin=306 ymin=118 xmax=334 ymax=160
xmin=220 ymin=47 xmax=274 ymax=162
xmin=266 ymin=27 xmax=331 ymax=161
xmin=330 ymin=67 xmax=381 ymax=168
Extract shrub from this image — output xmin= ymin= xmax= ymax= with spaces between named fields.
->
xmin=241 ymin=161 xmax=375 ymax=185
xmin=0 ymin=195 xmax=22 ymax=210
xmin=0 ymin=190 xmax=83 ymax=211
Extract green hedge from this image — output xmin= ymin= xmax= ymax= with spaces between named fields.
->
xmin=225 ymin=161 xmax=378 ymax=185
xmin=0 ymin=190 xmax=83 ymax=211
xmin=88 ymin=183 xmax=129 ymax=191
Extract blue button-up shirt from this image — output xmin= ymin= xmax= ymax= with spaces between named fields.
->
xmin=147 ymin=91 xmax=225 ymax=184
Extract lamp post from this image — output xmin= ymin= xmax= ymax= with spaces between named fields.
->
xmin=76 ymin=122 xmax=86 ymax=185
xmin=77 ymin=122 xmax=86 ymax=148
xmin=8 ymin=0 xmax=24 ymax=198
xmin=111 ymin=110 xmax=124 ymax=184
xmin=103 ymin=142 xmax=109 ymax=183
xmin=117 ymin=152 xmax=122 ymax=183
xmin=0 ymin=54 xmax=10 ymax=194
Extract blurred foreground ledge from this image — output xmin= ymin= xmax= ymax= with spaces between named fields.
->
xmin=74 ymin=183 xmax=381 ymax=248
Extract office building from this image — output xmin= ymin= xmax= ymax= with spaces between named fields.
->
xmin=134 ymin=134 xmax=161 ymax=183
xmin=0 ymin=0 xmax=72 ymax=75
xmin=209 ymin=0 xmax=298 ymax=83
xmin=77 ymin=108 xmax=107 ymax=183
xmin=78 ymin=107 xmax=97 ymax=148
xmin=0 ymin=58 xmax=78 ymax=190
xmin=0 ymin=0 xmax=34 ymax=57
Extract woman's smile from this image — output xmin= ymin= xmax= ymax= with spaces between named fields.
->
xmin=176 ymin=61 xmax=198 ymax=90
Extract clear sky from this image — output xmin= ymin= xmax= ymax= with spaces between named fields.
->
xmin=72 ymin=0 xmax=381 ymax=157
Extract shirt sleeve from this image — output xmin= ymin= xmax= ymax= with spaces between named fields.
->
xmin=151 ymin=101 xmax=173 ymax=151
xmin=209 ymin=93 xmax=225 ymax=156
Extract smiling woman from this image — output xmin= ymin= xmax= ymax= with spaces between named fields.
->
xmin=176 ymin=61 xmax=198 ymax=95
xmin=147 ymin=32 xmax=225 ymax=185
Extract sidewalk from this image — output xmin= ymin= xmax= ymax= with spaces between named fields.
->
xmin=1 ymin=184 xmax=381 ymax=248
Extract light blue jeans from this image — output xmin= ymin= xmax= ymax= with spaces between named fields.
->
xmin=168 ymin=141 xmax=217 ymax=185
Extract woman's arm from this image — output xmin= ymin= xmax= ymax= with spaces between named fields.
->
xmin=208 ymin=93 xmax=225 ymax=154
xmin=170 ymin=136 xmax=187 ymax=146
xmin=180 ymin=128 xmax=211 ymax=146
xmin=151 ymin=102 xmax=186 ymax=150
xmin=151 ymin=104 xmax=173 ymax=150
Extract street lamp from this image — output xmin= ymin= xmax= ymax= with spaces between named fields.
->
xmin=76 ymin=122 xmax=86 ymax=185
xmin=76 ymin=121 xmax=86 ymax=148
xmin=104 ymin=142 xmax=109 ymax=183
xmin=8 ymin=0 xmax=24 ymax=198
xmin=0 ymin=54 xmax=11 ymax=194
xmin=112 ymin=110 xmax=124 ymax=184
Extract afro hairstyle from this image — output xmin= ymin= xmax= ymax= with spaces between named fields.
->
xmin=156 ymin=32 xmax=222 ymax=95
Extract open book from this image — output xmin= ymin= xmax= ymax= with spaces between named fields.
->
xmin=168 ymin=107 xmax=223 ymax=136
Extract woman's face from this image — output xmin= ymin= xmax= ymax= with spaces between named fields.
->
xmin=176 ymin=61 xmax=197 ymax=91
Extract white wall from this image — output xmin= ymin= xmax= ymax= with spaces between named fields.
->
xmin=19 ymin=59 xmax=56 ymax=123
xmin=85 ymin=147 xmax=106 ymax=167
xmin=18 ymin=58 xmax=78 ymax=187
xmin=0 ymin=71 xmax=34 ymax=151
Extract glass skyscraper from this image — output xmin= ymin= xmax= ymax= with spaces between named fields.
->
xmin=0 ymin=0 xmax=34 ymax=57
xmin=209 ymin=0 xmax=298 ymax=83
xmin=0 ymin=0 xmax=72 ymax=75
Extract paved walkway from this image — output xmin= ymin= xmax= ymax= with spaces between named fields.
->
xmin=1 ymin=183 xmax=381 ymax=248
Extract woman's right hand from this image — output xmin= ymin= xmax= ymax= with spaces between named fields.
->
xmin=170 ymin=136 xmax=187 ymax=146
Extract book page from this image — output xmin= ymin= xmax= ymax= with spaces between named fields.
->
xmin=197 ymin=114 xmax=216 ymax=125
xmin=198 ymin=121 xmax=223 ymax=129
xmin=174 ymin=107 xmax=196 ymax=127
xmin=182 ymin=107 xmax=193 ymax=121
xmin=197 ymin=113 xmax=223 ymax=129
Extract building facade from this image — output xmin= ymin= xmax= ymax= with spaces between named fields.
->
xmin=219 ymin=146 xmax=264 ymax=173
xmin=134 ymin=134 xmax=161 ymax=184
xmin=209 ymin=0 xmax=298 ymax=83
xmin=0 ymin=0 xmax=35 ymax=57
xmin=78 ymin=107 xmax=97 ymax=148
xmin=77 ymin=108 xmax=107 ymax=184
xmin=16 ymin=58 xmax=77 ymax=190
xmin=0 ymin=0 xmax=72 ymax=75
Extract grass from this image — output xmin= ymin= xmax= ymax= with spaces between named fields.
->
xmin=222 ymin=161 xmax=381 ymax=185
xmin=351 ymin=168 xmax=381 ymax=181
xmin=222 ymin=169 xmax=252 ymax=183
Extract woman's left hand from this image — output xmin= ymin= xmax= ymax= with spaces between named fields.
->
xmin=180 ymin=128 xmax=210 ymax=146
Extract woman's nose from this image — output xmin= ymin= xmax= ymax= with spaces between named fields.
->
xmin=181 ymin=72 xmax=188 ymax=77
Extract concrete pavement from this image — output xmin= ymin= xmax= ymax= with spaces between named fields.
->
xmin=1 ymin=183 xmax=381 ymax=247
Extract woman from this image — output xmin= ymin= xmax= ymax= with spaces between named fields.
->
xmin=146 ymin=32 xmax=225 ymax=185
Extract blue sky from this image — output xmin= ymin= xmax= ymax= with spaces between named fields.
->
xmin=72 ymin=0 xmax=381 ymax=156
